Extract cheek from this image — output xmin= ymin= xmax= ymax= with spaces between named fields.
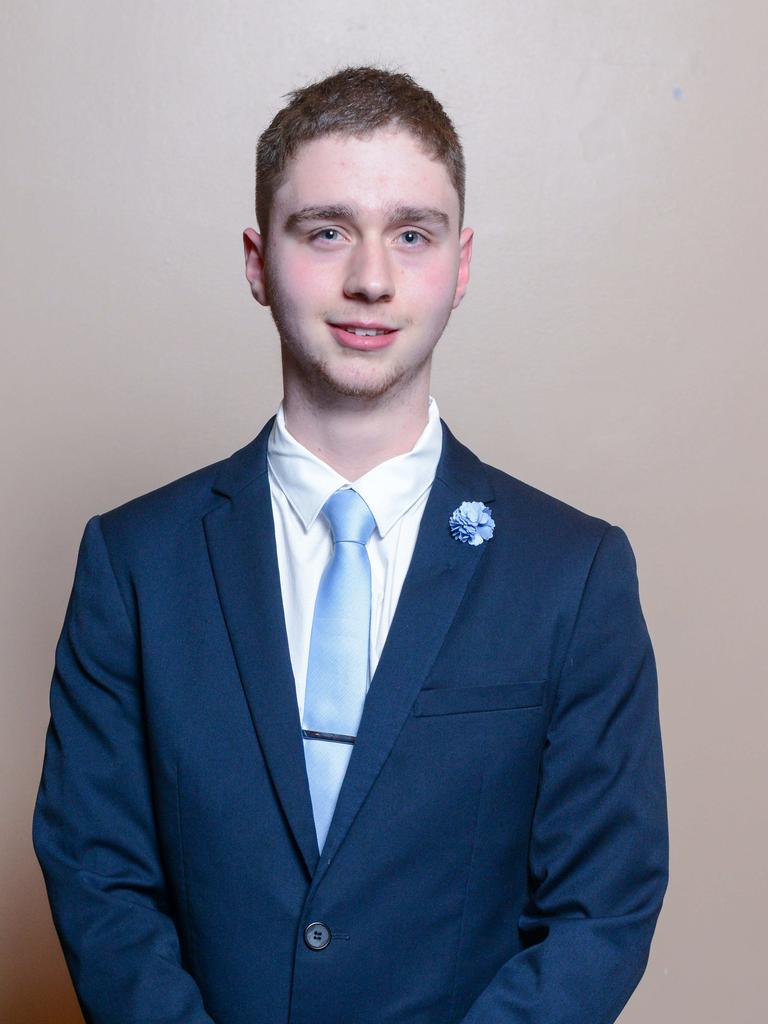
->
xmin=402 ymin=256 xmax=458 ymax=310
xmin=288 ymin=253 xmax=320 ymax=288
xmin=269 ymin=248 xmax=335 ymax=305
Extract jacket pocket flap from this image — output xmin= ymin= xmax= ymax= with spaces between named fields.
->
xmin=412 ymin=680 xmax=546 ymax=716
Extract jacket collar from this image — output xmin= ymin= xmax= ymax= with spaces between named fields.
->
xmin=212 ymin=412 xmax=494 ymax=510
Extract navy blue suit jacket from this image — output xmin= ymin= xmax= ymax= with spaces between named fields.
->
xmin=33 ymin=416 xmax=668 ymax=1024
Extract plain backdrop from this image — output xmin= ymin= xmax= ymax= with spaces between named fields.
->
xmin=2 ymin=2 xmax=766 ymax=1021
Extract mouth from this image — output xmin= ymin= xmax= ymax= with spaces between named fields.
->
xmin=327 ymin=322 xmax=400 ymax=350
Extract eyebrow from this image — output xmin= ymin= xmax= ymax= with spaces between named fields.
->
xmin=389 ymin=205 xmax=451 ymax=230
xmin=284 ymin=205 xmax=355 ymax=232
xmin=284 ymin=203 xmax=451 ymax=233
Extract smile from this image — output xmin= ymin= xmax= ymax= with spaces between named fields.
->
xmin=327 ymin=323 xmax=400 ymax=351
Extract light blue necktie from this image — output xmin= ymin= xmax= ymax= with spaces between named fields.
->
xmin=302 ymin=486 xmax=377 ymax=853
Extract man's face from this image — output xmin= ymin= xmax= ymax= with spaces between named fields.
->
xmin=244 ymin=126 xmax=473 ymax=403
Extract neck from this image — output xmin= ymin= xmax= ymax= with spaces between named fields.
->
xmin=280 ymin=383 xmax=432 ymax=481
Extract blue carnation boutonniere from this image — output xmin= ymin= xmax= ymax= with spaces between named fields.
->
xmin=449 ymin=500 xmax=495 ymax=546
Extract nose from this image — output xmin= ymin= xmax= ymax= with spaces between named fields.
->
xmin=343 ymin=237 xmax=395 ymax=303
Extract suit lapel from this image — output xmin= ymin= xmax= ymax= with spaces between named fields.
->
xmin=203 ymin=415 xmax=496 ymax=886
xmin=310 ymin=421 xmax=495 ymax=889
xmin=203 ymin=418 xmax=320 ymax=876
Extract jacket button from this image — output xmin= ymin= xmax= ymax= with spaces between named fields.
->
xmin=304 ymin=921 xmax=332 ymax=950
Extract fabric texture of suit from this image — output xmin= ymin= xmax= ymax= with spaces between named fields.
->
xmin=32 ymin=415 xmax=669 ymax=1024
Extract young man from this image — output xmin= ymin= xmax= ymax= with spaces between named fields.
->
xmin=33 ymin=67 xmax=668 ymax=1024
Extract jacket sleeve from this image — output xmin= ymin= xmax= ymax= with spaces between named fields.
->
xmin=32 ymin=514 xmax=217 ymax=1024
xmin=458 ymin=524 xmax=669 ymax=1024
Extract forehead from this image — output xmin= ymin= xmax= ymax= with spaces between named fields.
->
xmin=272 ymin=127 xmax=459 ymax=224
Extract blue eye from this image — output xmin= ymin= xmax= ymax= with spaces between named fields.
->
xmin=400 ymin=230 xmax=426 ymax=245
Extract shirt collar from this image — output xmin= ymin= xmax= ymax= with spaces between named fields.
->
xmin=267 ymin=395 xmax=443 ymax=538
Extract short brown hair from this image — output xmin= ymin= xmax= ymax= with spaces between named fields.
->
xmin=255 ymin=66 xmax=465 ymax=240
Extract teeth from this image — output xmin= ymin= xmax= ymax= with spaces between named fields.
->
xmin=345 ymin=327 xmax=390 ymax=336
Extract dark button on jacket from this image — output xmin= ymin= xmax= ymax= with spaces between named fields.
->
xmin=304 ymin=921 xmax=331 ymax=950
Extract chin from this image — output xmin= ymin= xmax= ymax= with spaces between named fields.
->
xmin=279 ymin=323 xmax=433 ymax=403
xmin=302 ymin=352 xmax=421 ymax=403
xmin=319 ymin=367 xmax=405 ymax=402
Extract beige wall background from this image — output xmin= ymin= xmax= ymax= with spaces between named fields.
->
xmin=2 ymin=2 xmax=766 ymax=1020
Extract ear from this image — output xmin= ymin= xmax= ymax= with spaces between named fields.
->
xmin=451 ymin=227 xmax=474 ymax=310
xmin=243 ymin=227 xmax=269 ymax=306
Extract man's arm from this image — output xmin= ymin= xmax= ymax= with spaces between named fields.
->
xmin=32 ymin=515 xmax=216 ymax=1024
xmin=459 ymin=524 xmax=669 ymax=1024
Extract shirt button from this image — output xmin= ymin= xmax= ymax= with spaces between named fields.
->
xmin=304 ymin=921 xmax=332 ymax=950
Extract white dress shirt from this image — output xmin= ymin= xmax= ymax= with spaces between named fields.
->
xmin=266 ymin=395 xmax=443 ymax=722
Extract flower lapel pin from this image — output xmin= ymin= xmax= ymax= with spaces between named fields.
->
xmin=449 ymin=501 xmax=495 ymax=546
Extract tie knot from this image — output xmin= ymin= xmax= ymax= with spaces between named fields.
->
xmin=321 ymin=487 xmax=376 ymax=546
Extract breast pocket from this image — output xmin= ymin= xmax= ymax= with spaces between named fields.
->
xmin=411 ymin=680 xmax=546 ymax=716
